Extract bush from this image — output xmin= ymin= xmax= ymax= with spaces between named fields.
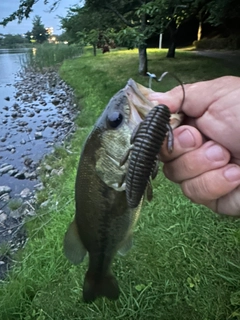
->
xmin=193 ymin=35 xmax=240 ymax=50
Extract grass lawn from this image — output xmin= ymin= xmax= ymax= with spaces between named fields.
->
xmin=1 ymin=48 xmax=240 ymax=320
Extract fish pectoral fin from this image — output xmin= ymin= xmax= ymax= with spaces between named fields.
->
xmin=118 ymin=233 xmax=133 ymax=256
xmin=83 ymin=270 xmax=120 ymax=303
xmin=145 ymin=181 xmax=153 ymax=202
xmin=63 ymin=219 xmax=87 ymax=265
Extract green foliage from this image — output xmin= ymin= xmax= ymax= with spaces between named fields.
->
xmin=206 ymin=0 xmax=240 ymax=27
xmin=0 ymin=0 xmax=60 ymax=26
xmin=194 ymin=35 xmax=240 ymax=50
xmin=1 ymin=48 xmax=240 ymax=319
xmin=60 ymin=6 xmax=118 ymax=48
xmin=0 ymin=34 xmax=29 ymax=48
xmin=8 ymin=198 xmax=23 ymax=211
xmin=31 ymin=15 xmax=48 ymax=44
xmin=136 ymin=0 xmax=190 ymax=31
xmin=25 ymin=43 xmax=83 ymax=70
xmin=116 ymin=27 xmax=146 ymax=49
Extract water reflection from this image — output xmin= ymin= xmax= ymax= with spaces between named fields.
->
xmin=0 ymin=48 xmax=75 ymax=196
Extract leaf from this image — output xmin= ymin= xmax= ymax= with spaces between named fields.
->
xmin=135 ymin=284 xmax=146 ymax=292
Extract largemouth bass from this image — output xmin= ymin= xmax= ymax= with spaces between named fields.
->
xmin=64 ymin=79 xmax=181 ymax=302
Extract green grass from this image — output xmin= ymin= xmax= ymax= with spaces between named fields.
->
xmin=1 ymin=48 xmax=240 ymax=320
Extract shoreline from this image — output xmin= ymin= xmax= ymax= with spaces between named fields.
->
xmin=0 ymin=67 xmax=78 ymax=279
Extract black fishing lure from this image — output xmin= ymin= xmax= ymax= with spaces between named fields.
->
xmin=125 ymin=104 xmax=173 ymax=208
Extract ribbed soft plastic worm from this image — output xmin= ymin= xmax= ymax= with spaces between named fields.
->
xmin=126 ymin=104 xmax=172 ymax=208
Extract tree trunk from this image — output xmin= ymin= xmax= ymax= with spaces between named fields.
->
xmin=93 ymin=44 xmax=96 ymax=56
xmin=166 ymin=42 xmax=176 ymax=58
xmin=138 ymin=12 xmax=148 ymax=75
xmin=166 ymin=20 xmax=177 ymax=58
xmin=138 ymin=45 xmax=148 ymax=75
xmin=197 ymin=21 xmax=202 ymax=41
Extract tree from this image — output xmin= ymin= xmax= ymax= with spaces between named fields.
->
xmin=205 ymin=0 xmax=240 ymax=32
xmin=84 ymin=0 xmax=152 ymax=75
xmin=31 ymin=15 xmax=48 ymax=43
xmin=2 ymin=0 xmax=240 ymax=72
xmin=0 ymin=34 xmax=28 ymax=47
xmin=60 ymin=6 xmax=116 ymax=56
xmin=0 ymin=0 xmax=61 ymax=26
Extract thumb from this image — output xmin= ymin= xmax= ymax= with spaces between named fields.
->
xmin=148 ymin=76 xmax=240 ymax=117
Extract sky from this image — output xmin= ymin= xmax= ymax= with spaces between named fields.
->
xmin=0 ymin=0 xmax=81 ymax=35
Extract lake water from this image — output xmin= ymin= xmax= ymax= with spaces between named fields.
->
xmin=0 ymin=48 xmax=36 ymax=195
xmin=0 ymin=48 xmax=75 ymax=197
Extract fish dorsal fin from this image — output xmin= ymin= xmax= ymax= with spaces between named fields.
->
xmin=118 ymin=233 xmax=133 ymax=256
xmin=63 ymin=219 xmax=87 ymax=265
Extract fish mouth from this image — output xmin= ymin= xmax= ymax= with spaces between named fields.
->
xmin=124 ymin=79 xmax=156 ymax=128
xmin=125 ymin=78 xmax=183 ymax=130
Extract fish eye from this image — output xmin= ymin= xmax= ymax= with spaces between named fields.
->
xmin=107 ymin=112 xmax=124 ymax=129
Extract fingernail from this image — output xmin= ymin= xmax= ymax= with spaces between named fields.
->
xmin=205 ymin=145 xmax=224 ymax=161
xmin=224 ymin=166 xmax=240 ymax=182
xmin=178 ymin=129 xmax=195 ymax=148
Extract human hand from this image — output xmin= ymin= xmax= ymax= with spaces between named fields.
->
xmin=148 ymin=76 xmax=240 ymax=216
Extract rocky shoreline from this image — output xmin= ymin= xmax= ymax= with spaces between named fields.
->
xmin=0 ymin=67 xmax=78 ymax=278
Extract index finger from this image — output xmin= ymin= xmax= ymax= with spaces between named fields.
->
xmin=148 ymin=76 xmax=240 ymax=117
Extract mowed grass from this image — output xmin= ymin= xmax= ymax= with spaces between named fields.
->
xmin=1 ymin=48 xmax=240 ymax=320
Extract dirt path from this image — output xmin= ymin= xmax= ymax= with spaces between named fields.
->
xmin=192 ymin=50 xmax=240 ymax=70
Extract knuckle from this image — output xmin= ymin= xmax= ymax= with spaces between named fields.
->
xmin=181 ymin=176 xmax=214 ymax=204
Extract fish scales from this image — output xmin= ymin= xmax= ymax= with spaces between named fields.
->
xmin=63 ymin=79 xmax=182 ymax=303
xmin=63 ymin=79 xmax=155 ymax=303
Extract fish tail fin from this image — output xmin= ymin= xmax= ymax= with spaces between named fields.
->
xmin=83 ymin=270 xmax=120 ymax=302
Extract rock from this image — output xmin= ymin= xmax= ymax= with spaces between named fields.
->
xmin=4 ymin=96 xmax=10 ymax=101
xmin=51 ymin=98 xmax=60 ymax=105
xmin=0 ymin=213 xmax=7 ymax=223
xmin=26 ymin=111 xmax=35 ymax=117
xmin=24 ymin=172 xmax=37 ymax=180
xmin=40 ymin=200 xmax=49 ymax=208
xmin=14 ymin=171 xmax=25 ymax=180
xmin=3 ymin=106 xmax=9 ymax=110
xmin=10 ymin=209 xmax=22 ymax=219
xmin=18 ymin=121 xmax=28 ymax=126
xmin=12 ymin=103 xmax=20 ymax=110
xmin=0 ymin=186 xmax=11 ymax=196
xmin=2 ymin=120 xmax=7 ymax=124
xmin=1 ymin=193 xmax=10 ymax=201
xmin=20 ymin=139 xmax=26 ymax=144
xmin=6 ymin=145 xmax=15 ymax=151
xmin=15 ymin=91 xmax=21 ymax=98
xmin=0 ymin=137 xmax=6 ymax=142
xmin=10 ymin=201 xmax=35 ymax=219
xmin=11 ymin=112 xmax=18 ymax=118
xmin=0 ymin=163 xmax=9 ymax=168
xmin=62 ymin=108 xmax=69 ymax=116
xmin=24 ymin=158 xmax=33 ymax=166
xmin=22 ymin=94 xmax=29 ymax=101
xmin=44 ymin=164 xmax=52 ymax=172
xmin=20 ymin=188 xmax=31 ymax=198
xmin=34 ymin=182 xmax=44 ymax=191
xmin=40 ymin=100 xmax=47 ymax=106
xmin=0 ymin=165 xmax=14 ymax=174
xmin=8 ymin=169 xmax=19 ymax=176
xmin=34 ymin=132 xmax=43 ymax=139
